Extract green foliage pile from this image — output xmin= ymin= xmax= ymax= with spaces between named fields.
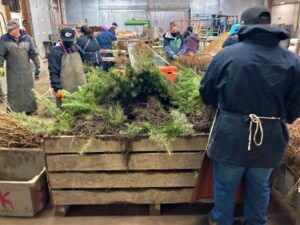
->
xmin=14 ymin=54 xmax=205 ymax=152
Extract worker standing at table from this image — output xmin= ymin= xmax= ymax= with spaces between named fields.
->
xmin=163 ymin=22 xmax=186 ymax=60
xmin=49 ymin=28 xmax=86 ymax=95
xmin=200 ymin=6 xmax=300 ymax=225
xmin=109 ymin=22 xmax=118 ymax=36
xmin=77 ymin=25 xmax=102 ymax=67
xmin=96 ymin=26 xmax=117 ymax=72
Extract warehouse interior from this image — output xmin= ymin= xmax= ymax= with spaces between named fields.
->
xmin=0 ymin=0 xmax=299 ymax=225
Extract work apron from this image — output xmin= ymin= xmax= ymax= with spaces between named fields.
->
xmin=6 ymin=42 xmax=37 ymax=113
xmin=83 ymin=38 xmax=101 ymax=65
xmin=191 ymin=109 xmax=280 ymax=203
xmin=60 ymin=51 xmax=86 ymax=93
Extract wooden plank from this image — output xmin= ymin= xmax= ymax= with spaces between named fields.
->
xmin=44 ymin=137 xmax=124 ymax=154
xmin=20 ymin=0 xmax=34 ymax=36
xmin=4 ymin=5 xmax=11 ymax=21
xmin=48 ymin=171 xmax=197 ymax=189
xmin=52 ymin=188 xmax=194 ymax=205
xmin=44 ymin=135 xmax=208 ymax=154
xmin=297 ymin=189 xmax=300 ymax=225
xmin=54 ymin=205 xmax=70 ymax=217
xmin=149 ymin=204 xmax=161 ymax=216
xmin=46 ymin=153 xmax=204 ymax=172
xmin=133 ymin=136 xmax=207 ymax=152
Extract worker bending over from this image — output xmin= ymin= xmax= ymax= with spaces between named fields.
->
xmin=200 ymin=6 xmax=300 ymax=225
xmin=49 ymin=28 xmax=86 ymax=94
xmin=0 ymin=19 xmax=41 ymax=114
xmin=163 ymin=22 xmax=186 ymax=60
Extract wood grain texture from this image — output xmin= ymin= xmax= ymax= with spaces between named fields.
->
xmin=48 ymin=171 xmax=198 ymax=189
xmin=43 ymin=135 xmax=208 ymax=154
xmin=46 ymin=153 xmax=204 ymax=172
xmin=52 ymin=188 xmax=194 ymax=205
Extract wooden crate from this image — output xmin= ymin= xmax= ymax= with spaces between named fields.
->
xmin=0 ymin=148 xmax=48 ymax=217
xmin=43 ymin=134 xmax=208 ymax=216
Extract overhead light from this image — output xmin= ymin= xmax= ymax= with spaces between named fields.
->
xmin=280 ymin=1 xmax=285 ymax=4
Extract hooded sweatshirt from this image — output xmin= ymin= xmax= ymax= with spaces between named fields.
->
xmin=200 ymin=25 xmax=300 ymax=168
xmin=163 ymin=31 xmax=186 ymax=58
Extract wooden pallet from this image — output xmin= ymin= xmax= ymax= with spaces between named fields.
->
xmin=43 ymin=134 xmax=208 ymax=216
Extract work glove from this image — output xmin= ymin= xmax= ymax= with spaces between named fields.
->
xmin=35 ymin=67 xmax=41 ymax=80
xmin=172 ymin=55 xmax=179 ymax=59
xmin=55 ymin=90 xmax=64 ymax=109
xmin=0 ymin=67 xmax=5 ymax=77
xmin=55 ymin=90 xmax=64 ymax=99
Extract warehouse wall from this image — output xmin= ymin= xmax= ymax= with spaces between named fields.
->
xmin=63 ymin=0 xmax=266 ymax=34
xmin=29 ymin=0 xmax=55 ymax=58
xmin=63 ymin=0 xmax=189 ymax=34
xmin=190 ymin=0 xmax=265 ymax=17
xmin=271 ymin=0 xmax=300 ymax=37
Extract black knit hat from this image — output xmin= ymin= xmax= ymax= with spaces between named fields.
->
xmin=187 ymin=26 xmax=193 ymax=32
xmin=241 ymin=6 xmax=271 ymax=25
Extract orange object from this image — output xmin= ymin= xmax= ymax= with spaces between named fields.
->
xmin=159 ymin=66 xmax=178 ymax=81
xmin=55 ymin=91 xmax=64 ymax=99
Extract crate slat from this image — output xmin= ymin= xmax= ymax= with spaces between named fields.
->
xmin=46 ymin=153 xmax=204 ymax=172
xmin=52 ymin=188 xmax=194 ymax=205
xmin=48 ymin=171 xmax=197 ymax=189
xmin=44 ymin=135 xmax=208 ymax=154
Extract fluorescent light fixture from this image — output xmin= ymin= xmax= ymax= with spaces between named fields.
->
xmin=280 ymin=1 xmax=285 ymax=4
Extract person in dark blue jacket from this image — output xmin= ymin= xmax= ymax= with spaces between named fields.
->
xmin=222 ymin=23 xmax=240 ymax=48
xmin=76 ymin=26 xmax=101 ymax=66
xmin=49 ymin=28 xmax=86 ymax=94
xmin=108 ymin=22 xmax=118 ymax=36
xmin=200 ymin=6 xmax=300 ymax=225
xmin=163 ymin=22 xmax=186 ymax=60
xmin=96 ymin=26 xmax=117 ymax=71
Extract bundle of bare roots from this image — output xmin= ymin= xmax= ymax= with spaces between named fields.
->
xmin=285 ymin=119 xmax=300 ymax=189
xmin=0 ymin=112 xmax=41 ymax=148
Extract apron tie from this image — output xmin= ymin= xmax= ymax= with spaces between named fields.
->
xmin=248 ymin=114 xmax=281 ymax=151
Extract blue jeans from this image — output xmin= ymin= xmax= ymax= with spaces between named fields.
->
xmin=212 ymin=160 xmax=273 ymax=225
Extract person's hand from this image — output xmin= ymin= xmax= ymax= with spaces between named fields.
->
xmin=35 ymin=67 xmax=41 ymax=80
xmin=0 ymin=67 xmax=5 ymax=77
xmin=172 ymin=55 xmax=179 ymax=59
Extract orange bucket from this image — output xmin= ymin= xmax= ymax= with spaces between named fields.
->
xmin=159 ymin=66 xmax=178 ymax=81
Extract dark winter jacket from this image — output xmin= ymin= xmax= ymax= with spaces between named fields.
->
xmin=96 ymin=31 xmax=117 ymax=50
xmin=76 ymin=35 xmax=101 ymax=64
xmin=109 ymin=27 xmax=116 ymax=36
xmin=0 ymin=30 xmax=40 ymax=68
xmin=163 ymin=31 xmax=186 ymax=58
xmin=222 ymin=35 xmax=239 ymax=48
xmin=184 ymin=35 xmax=200 ymax=54
xmin=183 ymin=26 xmax=193 ymax=39
xmin=48 ymin=43 xmax=84 ymax=92
xmin=200 ymin=25 xmax=300 ymax=168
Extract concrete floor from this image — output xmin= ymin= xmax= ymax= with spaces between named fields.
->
xmin=0 ymin=194 xmax=296 ymax=225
